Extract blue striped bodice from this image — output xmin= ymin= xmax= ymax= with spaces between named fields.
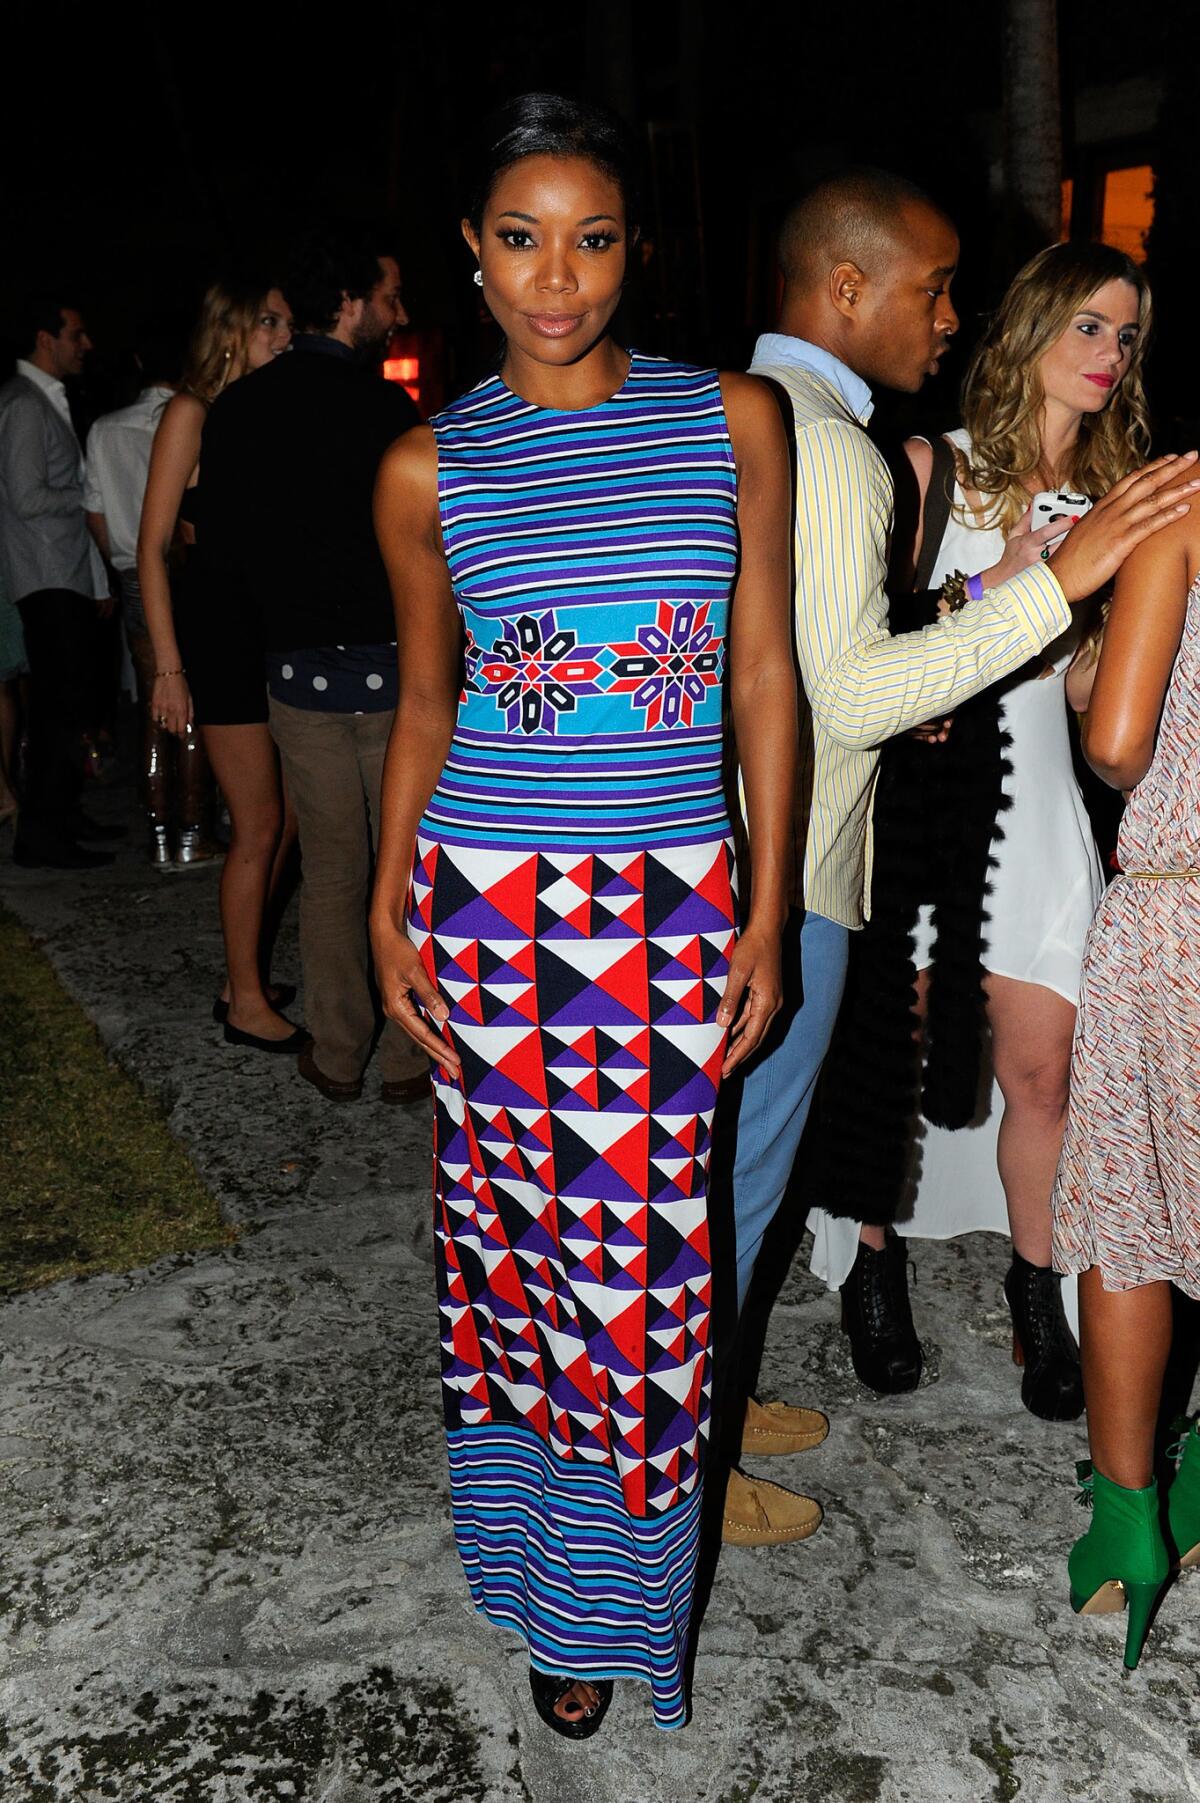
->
xmin=422 ymin=352 xmax=738 ymax=851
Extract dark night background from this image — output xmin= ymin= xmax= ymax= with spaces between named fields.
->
xmin=2 ymin=2 xmax=1196 ymax=443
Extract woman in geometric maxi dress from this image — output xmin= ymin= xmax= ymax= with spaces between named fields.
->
xmin=370 ymin=95 xmax=795 ymax=1735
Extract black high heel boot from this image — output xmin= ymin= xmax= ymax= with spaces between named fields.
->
xmin=1003 ymin=1250 xmax=1083 ymax=1421
xmin=840 ymin=1230 xmax=923 ymax=1393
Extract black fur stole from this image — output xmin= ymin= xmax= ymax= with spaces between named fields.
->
xmin=801 ymin=621 xmax=1026 ymax=1227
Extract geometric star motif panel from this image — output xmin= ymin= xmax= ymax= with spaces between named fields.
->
xmin=407 ymin=833 xmax=738 ymax=1518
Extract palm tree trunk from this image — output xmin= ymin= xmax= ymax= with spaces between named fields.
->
xmin=1002 ymin=0 xmax=1063 ymax=249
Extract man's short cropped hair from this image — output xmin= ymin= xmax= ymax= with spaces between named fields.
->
xmin=778 ymin=167 xmax=946 ymax=290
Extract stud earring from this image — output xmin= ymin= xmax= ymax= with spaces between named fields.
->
xmin=473 ymin=270 xmax=483 ymax=288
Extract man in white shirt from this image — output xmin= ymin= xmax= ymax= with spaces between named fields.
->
xmin=0 ymin=297 xmax=118 ymax=867
xmin=85 ymin=377 xmax=175 ymax=583
xmin=84 ymin=324 xmax=212 ymax=867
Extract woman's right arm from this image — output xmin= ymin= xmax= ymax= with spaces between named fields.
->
xmin=136 ymin=392 xmax=205 ymax=734
xmin=369 ymin=426 xmax=464 ymax=1073
xmin=1080 ymin=512 xmax=1194 ymax=790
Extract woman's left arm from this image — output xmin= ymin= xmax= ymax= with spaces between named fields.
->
xmin=718 ymin=372 xmax=798 ymax=1076
xmin=1081 ymin=512 xmax=1194 ymax=789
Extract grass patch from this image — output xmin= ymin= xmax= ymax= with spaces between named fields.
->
xmin=0 ymin=902 xmax=235 ymax=1295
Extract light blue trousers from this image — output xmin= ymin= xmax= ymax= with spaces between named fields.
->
xmin=730 ymin=910 xmax=850 ymax=1311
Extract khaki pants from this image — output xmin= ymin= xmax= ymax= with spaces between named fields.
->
xmin=268 ymin=695 xmax=426 ymax=1086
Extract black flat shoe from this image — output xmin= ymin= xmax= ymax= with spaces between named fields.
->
xmin=840 ymin=1230 xmax=923 ymax=1393
xmin=222 ymin=1021 xmax=311 ymax=1054
xmin=212 ymin=985 xmax=297 ymax=1025
xmin=1004 ymin=1251 xmax=1084 ymax=1421
xmin=528 ymin=1667 xmax=613 ymax=1740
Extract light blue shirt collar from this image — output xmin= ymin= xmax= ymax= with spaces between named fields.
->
xmin=751 ymin=333 xmax=874 ymax=424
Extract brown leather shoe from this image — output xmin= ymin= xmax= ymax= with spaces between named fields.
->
xmin=721 ymin=1469 xmax=823 ymax=1547
xmin=380 ymin=1071 xmax=432 ymax=1106
xmin=297 ymin=1046 xmax=362 ymax=1102
xmin=741 ymin=1395 xmax=829 ymax=1457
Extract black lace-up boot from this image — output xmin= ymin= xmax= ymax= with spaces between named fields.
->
xmin=840 ymin=1230 xmax=923 ymax=1393
xmin=1003 ymin=1250 xmax=1084 ymax=1421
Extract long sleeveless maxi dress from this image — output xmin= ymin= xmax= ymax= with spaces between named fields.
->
xmin=1053 ymin=568 xmax=1200 ymax=1300
xmin=406 ymin=353 xmax=739 ymax=1728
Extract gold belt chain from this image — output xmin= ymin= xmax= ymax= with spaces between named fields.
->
xmin=1120 ymin=868 xmax=1200 ymax=881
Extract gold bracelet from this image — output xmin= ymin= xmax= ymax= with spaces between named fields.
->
xmin=938 ymin=569 xmax=970 ymax=614
xmin=155 ymin=667 xmax=185 ymax=677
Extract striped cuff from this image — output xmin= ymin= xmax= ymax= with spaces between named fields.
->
xmin=989 ymin=562 xmax=1071 ymax=648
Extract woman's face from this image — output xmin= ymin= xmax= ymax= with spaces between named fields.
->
xmin=464 ymin=154 xmax=630 ymax=367
xmin=245 ymin=289 xmax=294 ymax=371
xmin=1038 ymin=277 xmax=1142 ymax=416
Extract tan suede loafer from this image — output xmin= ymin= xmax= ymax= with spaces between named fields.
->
xmin=721 ymin=1469 xmax=824 ymax=1547
xmin=741 ymin=1395 xmax=830 ymax=1457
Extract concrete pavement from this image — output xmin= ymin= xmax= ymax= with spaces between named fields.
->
xmin=2 ymin=783 xmax=1198 ymax=1803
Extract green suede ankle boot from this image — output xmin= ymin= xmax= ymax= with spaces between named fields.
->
xmin=1068 ymin=1462 xmax=1169 ymax=1670
xmin=1167 ymin=1421 xmax=1200 ymax=1570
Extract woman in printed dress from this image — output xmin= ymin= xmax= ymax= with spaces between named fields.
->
xmin=370 ymin=95 xmax=796 ymax=1736
xmin=1055 ymin=500 xmax=1200 ymax=1670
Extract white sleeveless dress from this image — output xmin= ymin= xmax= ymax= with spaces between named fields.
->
xmin=809 ymin=430 xmax=1103 ymax=1319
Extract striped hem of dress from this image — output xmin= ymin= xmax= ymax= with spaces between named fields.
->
xmin=447 ymin=1421 xmax=702 ymax=1730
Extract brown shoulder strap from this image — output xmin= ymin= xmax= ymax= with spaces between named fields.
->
xmin=914 ymin=434 xmax=958 ymax=592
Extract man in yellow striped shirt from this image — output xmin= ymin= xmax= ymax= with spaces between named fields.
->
xmin=719 ymin=168 xmax=1199 ymax=1547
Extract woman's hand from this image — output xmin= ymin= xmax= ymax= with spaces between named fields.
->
xmin=370 ymin=908 xmax=462 ymax=1075
xmin=151 ymin=671 xmax=193 ymax=737
xmin=976 ymin=506 xmax=1062 ymax=592
xmin=1050 ymin=452 xmax=1200 ymax=604
xmin=717 ymin=919 xmax=783 ymax=1078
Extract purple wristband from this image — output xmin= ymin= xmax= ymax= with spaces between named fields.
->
xmin=965 ymin=572 xmax=985 ymax=602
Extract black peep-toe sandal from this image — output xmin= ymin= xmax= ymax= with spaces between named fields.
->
xmin=528 ymin=1666 xmax=613 ymax=1739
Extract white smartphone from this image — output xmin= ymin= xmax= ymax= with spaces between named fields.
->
xmin=1031 ymin=488 xmax=1092 ymax=552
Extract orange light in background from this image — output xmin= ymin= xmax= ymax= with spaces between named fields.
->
xmin=383 ymin=355 xmax=420 ymax=406
xmin=1061 ymin=178 xmax=1074 ymax=241
xmin=1101 ymin=165 xmax=1154 ymax=263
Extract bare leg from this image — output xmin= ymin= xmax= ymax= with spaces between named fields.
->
xmin=259 ymin=781 xmax=299 ymax=981
xmin=202 ymin=722 xmax=293 ymax=1040
xmin=985 ymin=974 xmax=1076 ymax=1266
xmin=216 ymin=788 xmax=298 ymax=1007
xmin=1078 ymin=1269 xmax=1172 ymax=1488
xmin=859 ymin=967 xmax=930 ymax=1254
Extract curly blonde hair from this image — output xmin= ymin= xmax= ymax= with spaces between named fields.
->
xmin=960 ymin=242 xmax=1152 ymax=536
xmin=180 ymin=280 xmax=270 ymax=404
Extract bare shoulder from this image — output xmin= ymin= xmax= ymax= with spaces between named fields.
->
xmin=1117 ymin=505 xmax=1200 ymax=589
xmin=164 ymin=390 xmax=206 ymax=425
xmin=903 ymin=435 xmax=934 ymax=488
xmin=718 ymin=371 xmax=790 ymax=477
xmin=719 ymin=369 xmax=781 ymax=432
xmin=379 ymin=423 xmax=437 ymax=486
xmin=157 ymin=390 xmax=206 ymax=448
xmin=375 ymin=425 xmax=440 ymax=533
